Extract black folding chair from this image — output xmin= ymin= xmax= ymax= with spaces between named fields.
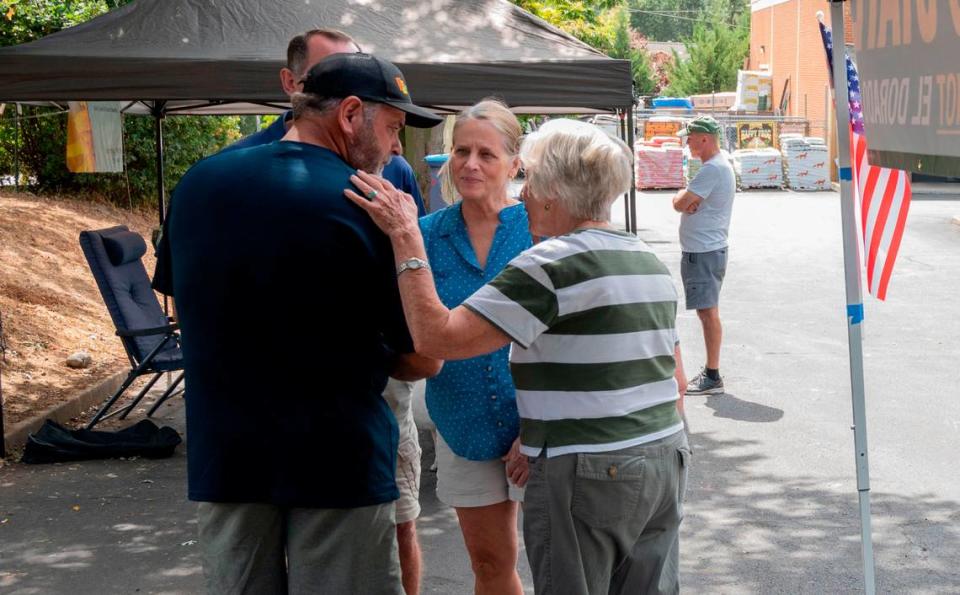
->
xmin=79 ymin=226 xmax=184 ymax=430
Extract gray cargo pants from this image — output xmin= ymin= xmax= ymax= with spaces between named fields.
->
xmin=523 ymin=431 xmax=691 ymax=595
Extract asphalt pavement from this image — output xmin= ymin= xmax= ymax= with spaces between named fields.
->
xmin=628 ymin=190 xmax=960 ymax=594
xmin=1 ymin=190 xmax=958 ymax=594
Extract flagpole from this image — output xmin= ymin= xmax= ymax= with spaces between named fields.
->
xmin=827 ymin=1 xmax=877 ymax=592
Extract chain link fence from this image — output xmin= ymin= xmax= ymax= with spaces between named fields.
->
xmin=634 ymin=108 xmax=816 ymax=152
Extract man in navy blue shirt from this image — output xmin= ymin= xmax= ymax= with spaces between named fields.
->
xmin=155 ymin=30 xmax=432 ymax=593
xmin=155 ymin=53 xmax=441 ymax=594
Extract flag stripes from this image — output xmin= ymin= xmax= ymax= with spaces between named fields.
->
xmin=821 ymin=19 xmax=911 ymax=301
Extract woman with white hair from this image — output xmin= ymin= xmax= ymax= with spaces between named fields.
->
xmin=346 ymin=118 xmax=691 ymax=595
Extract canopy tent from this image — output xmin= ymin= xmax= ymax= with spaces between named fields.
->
xmin=0 ymin=0 xmax=632 ymax=113
xmin=0 ymin=0 xmax=636 ymax=229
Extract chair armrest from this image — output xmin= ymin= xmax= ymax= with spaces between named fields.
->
xmin=116 ymin=323 xmax=179 ymax=338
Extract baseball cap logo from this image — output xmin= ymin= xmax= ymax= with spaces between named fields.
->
xmin=395 ymin=76 xmax=409 ymax=96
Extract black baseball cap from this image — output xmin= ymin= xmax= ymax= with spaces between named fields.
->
xmin=301 ymin=52 xmax=442 ymax=128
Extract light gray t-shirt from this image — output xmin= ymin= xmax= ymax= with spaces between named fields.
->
xmin=679 ymin=153 xmax=736 ymax=253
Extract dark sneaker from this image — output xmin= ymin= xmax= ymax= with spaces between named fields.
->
xmin=686 ymin=369 xmax=724 ymax=395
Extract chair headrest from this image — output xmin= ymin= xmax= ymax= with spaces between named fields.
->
xmin=103 ymin=231 xmax=147 ymax=266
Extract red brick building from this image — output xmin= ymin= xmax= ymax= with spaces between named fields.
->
xmin=748 ymin=0 xmax=852 ymax=139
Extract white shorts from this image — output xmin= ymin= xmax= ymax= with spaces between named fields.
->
xmin=435 ymin=433 xmax=524 ymax=508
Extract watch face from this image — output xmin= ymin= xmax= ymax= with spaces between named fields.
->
xmin=409 ymin=260 xmax=423 ymax=269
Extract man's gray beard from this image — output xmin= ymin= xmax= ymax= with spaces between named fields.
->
xmin=348 ymin=118 xmax=387 ymax=175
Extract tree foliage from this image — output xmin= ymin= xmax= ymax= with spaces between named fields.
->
xmin=704 ymin=0 xmax=749 ymax=27
xmin=629 ymin=0 xmax=702 ymax=42
xmin=513 ymin=0 xmax=622 ymax=49
xmin=664 ymin=8 xmax=749 ymax=95
xmin=608 ymin=7 xmax=657 ymax=96
xmin=0 ymin=0 xmax=110 ymax=44
xmin=512 ymin=1 xmax=658 ymax=97
xmin=629 ymin=0 xmax=748 ymax=42
xmin=0 ymin=0 xmax=240 ymax=208
xmin=513 ymin=0 xmax=750 ymax=96
xmin=5 ymin=107 xmax=238 ymax=206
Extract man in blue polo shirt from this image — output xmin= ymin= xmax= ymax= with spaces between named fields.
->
xmin=223 ymin=28 xmax=427 ymax=217
xmin=154 ymin=53 xmax=442 ymax=594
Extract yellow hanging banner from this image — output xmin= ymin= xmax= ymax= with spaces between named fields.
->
xmin=67 ymin=102 xmax=96 ymax=173
xmin=66 ymin=102 xmax=123 ymax=173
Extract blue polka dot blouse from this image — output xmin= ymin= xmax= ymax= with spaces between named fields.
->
xmin=420 ymin=202 xmax=532 ymax=460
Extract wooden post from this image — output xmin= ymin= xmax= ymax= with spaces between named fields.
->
xmin=0 ymin=312 xmax=6 ymax=458
xmin=13 ymin=104 xmax=21 ymax=192
xmin=403 ymin=118 xmax=448 ymax=200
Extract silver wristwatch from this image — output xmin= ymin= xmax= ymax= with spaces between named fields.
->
xmin=397 ymin=257 xmax=431 ymax=276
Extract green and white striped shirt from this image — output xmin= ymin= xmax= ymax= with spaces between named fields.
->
xmin=464 ymin=228 xmax=682 ymax=457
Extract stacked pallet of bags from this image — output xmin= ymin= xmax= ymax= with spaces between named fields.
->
xmin=723 ymin=125 xmax=739 ymax=153
xmin=648 ymin=136 xmax=682 ymax=147
xmin=636 ymin=144 xmax=685 ymax=189
xmin=733 ymin=148 xmax=783 ymax=189
xmin=690 ymin=92 xmax=736 ymax=111
xmin=643 ymin=116 xmax=684 ymax=140
xmin=685 ymin=149 xmax=732 ymax=184
xmin=781 ymin=135 xmax=831 ymax=191
xmin=684 ymin=149 xmax=702 ymax=183
xmin=732 ymin=70 xmax=773 ymax=112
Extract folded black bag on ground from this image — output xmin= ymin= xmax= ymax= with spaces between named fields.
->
xmin=22 ymin=419 xmax=182 ymax=464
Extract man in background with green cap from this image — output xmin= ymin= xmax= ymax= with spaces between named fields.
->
xmin=672 ymin=115 xmax=736 ymax=395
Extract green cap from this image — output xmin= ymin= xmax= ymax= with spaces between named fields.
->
xmin=677 ymin=115 xmax=721 ymax=136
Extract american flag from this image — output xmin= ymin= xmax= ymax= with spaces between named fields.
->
xmin=820 ymin=20 xmax=911 ymax=301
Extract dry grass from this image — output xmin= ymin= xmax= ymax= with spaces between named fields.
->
xmin=0 ymin=190 xmax=160 ymax=426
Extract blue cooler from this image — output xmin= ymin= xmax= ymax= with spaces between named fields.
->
xmin=651 ymin=97 xmax=694 ymax=110
xmin=424 ymin=153 xmax=449 ymax=213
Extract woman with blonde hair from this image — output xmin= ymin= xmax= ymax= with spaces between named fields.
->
xmin=418 ymin=99 xmax=530 ymax=594
xmin=347 ymin=118 xmax=690 ymax=595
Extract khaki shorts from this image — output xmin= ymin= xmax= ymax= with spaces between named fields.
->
xmin=435 ymin=433 xmax=524 ymax=508
xmin=395 ymin=434 xmax=422 ymax=524
xmin=383 ymin=379 xmax=423 ymax=525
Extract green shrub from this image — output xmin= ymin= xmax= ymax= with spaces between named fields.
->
xmin=0 ymin=106 xmax=240 ymax=208
xmin=0 ymin=0 xmax=243 ymax=207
